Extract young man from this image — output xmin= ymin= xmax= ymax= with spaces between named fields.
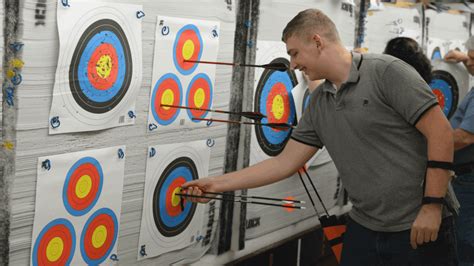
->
xmin=183 ymin=9 xmax=457 ymax=265
xmin=445 ymin=37 xmax=474 ymax=266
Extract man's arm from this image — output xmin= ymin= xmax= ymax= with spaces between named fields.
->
xmin=410 ymin=105 xmax=454 ymax=249
xmin=182 ymin=139 xmax=318 ymax=201
xmin=454 ymin=128 xmax=474 ymax=150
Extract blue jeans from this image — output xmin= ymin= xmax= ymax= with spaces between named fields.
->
xmin=340 ymin=216 xmax=458 ymax=266
xmin=453 ymin=173 xmax=474 ymax=266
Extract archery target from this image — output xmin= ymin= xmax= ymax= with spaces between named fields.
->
xmin=250 ymin=41 xmax=303 ymax=164
xmin=431 ymin=47 xmax=442 ymax=60
xmin=173 ymin=24 xmax=203 ymax=75
xmin=63 ymin=157 xmax=103 ymax=216
xmin=32 ymin=146 xmax=125 ymax=265
xmin=427 ymin=38 xmax=448 ymax=62
xmin=186 ymin=73 xmax=213 ymax=121
xmin=80 ymin=208 xmax=118 ymax=264
xmin=138 ymin=140 xmax=211 ymax=260
xmin=49 ymin=1 xmax=142 ymax=134
xmin=430 ymin=60 xmax=470 ymax=118
xmin=32 ymin=219 xmax=76 ymax=266
xmin=147 ymin=16 xmax=219 ymax=132
xmin=151 ymin=73 xmax=184 ymax=126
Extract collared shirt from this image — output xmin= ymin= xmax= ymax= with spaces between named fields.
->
xmin=291 ymin=53 xmax=456 ymax=232
xmin=450 ymin=89 xmax=474 ymax=166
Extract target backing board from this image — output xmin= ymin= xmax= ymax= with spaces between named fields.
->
xmin=49 ymin=0 xmax=142 ymax=134
xmin=250 ymin=40 xmax=302 ymax=165
xmin=363 ymin=5 xmax=422 ymax=53
xmin=138 ymin=140 xmax=211 ymax=260
xmin=147 ymin=16 xmax=220 ymax=133
xmin=31 ymin=146 xmax=125 ymax=265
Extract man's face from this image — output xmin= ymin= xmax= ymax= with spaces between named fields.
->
xmin=466 ymin=50 xmax=474 ymax=75
xmin=285 ymin=34 xmax=323 ymax=80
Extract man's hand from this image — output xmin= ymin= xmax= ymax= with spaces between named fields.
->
xmin=181 ymin=177 xmax=217 ymax=203
xmin=410 ymin=204 xmax=442 ymax=249
xmin=444 ymin=50 xmax=469 ymax=63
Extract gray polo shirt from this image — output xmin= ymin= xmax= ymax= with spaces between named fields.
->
xmin=292 ymin=53 xmax=455 ymax=232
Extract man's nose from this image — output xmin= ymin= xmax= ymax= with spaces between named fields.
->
xmin=290 ymin=59 xmax=297 ymax=70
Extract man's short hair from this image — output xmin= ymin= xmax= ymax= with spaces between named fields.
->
xmin=282 ymin=9 xmax=340 ymax=43
xmin=465 ymin=36 xmax=474 ymax=51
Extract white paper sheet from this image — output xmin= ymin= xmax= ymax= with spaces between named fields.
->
xmin=138 ymin=140 xmax=211 ymax=260
xmin=49 ymin=0 xmax=142 ymax=134
xmin=147 ymin=16 xmax=220 ymax=133
xmin=31 ymin=146 xmax=125 ymax=265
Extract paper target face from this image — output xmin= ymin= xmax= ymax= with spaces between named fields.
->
xmin=147 ymin=16 xmax=219 ymax=132
xmin=138 ymin=140 xmax=211 ymax=260
xmin=32 ymin=146 xmax=125 ymax=265
xmin=152 ymin=157 xmax=198 ymax=237
xmin=63 ymin=157 xmax=103 ymax=216
xmin=430 ymin=70 xmax=459 ymax=118
xmin=80 ymin=208 xmax=118 ymax=264
xmin=186 ymin=73 xmax=213 ymax=121
xmin=254 ymin=57 xmax=297 ymax=158
xmin=151 ymin=73 xmax=184 ymax=126
xmin=431 ymin=47 xmax=442 ymax=60
xmin=69 ymin=19 xmax=132 ymax=114
xmin=173 ymin=24 xmax=203 ymax=75
xmin=50 ymin=1 xmax=142 ymax=134
xmin=427 ymin=38 xmax=447 ymax=62
xmin=32 ymin=219 xmax=76 ymax=266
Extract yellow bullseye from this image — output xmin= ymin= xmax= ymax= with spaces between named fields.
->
xmin=96 ymin=55 xmax=112 ymax=79
xmin=272 ymin=95 xmax=285 ymax=120
xmin=91 ymin=225 xmax=107 ymax=249
xmin=194 ymin=88 xmax=205 ymax=108
xmin=182 ymin=40 xmax=195 ymax=60
xmin=76 ymin=175 xmax=92 ymax=199
xmin=46 ymin=237 xmax=64 ymax=262
xmin=171 ymin=187 xmax=182 ymax=207
xmin=161 ymin=89 xmax=175 ymax=110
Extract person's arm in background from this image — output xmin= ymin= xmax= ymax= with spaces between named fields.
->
xmin=411 ymin=105 xmax=454 ymax=249
xmin=182 ymin=139 xmax=318 ymax=202
xmin=445 ymin=50 xmax=474 ymax=75
xmin=453 ymin=128 xmax=474 ymax=151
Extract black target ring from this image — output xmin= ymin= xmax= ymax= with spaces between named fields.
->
xmin=69 ymin=19 xmax=133 ymax=114
xmin=152 ymin=157 xmax=198 ymax=237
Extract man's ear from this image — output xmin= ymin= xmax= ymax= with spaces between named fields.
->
xmin=312 ymin=34 xmax=323 ymax=49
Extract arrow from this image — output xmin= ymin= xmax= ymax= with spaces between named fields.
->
xmin=183 ymin=59 xmax=288 ymax=72
xmin=192 ymin=117 xmax=295 ymax=129
xmin=160 ymin=104 xmax=266 ymax=121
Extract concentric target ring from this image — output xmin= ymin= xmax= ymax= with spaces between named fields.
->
xmin=254 ymin=57 xmax=297 ymax=156
xmin=63 ymin=157 xmax=103 ymax=216
xmin=429 ymin=70 xmax=459 ymax=118
xmin=80 ymin=208 xmax=118 ymax=264
xmin=173 ymin=24 xmax=203 ymax=75
xmin=152 ymin=157 xmax=198 ymax=237
xmin=69 ymin=19 xmax=133 ymax=114
xmin=186 ymin=73 xmax=213 ymax=121
xmin=32 ymin=219 xmax=76 ymax=266
xmin=151 ymin=73 xmax=184 ymax=125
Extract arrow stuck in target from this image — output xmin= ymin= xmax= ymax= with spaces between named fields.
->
xmin=183 ymin=59 xmax=289 ymax=72
xmin=192 ymin=117 xmax=295 ymax=129
xmin=160 ymin=104 xmax=266 ymax=121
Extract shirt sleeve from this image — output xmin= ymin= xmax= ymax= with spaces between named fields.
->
xmin=291 ymin=94 xmax=324 ymax=149
xmin=459 ymin=95 xmax=474 ymax=134
xmin=380 ymin=59 xmax=438 ymax=125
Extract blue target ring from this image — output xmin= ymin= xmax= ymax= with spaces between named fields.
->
xmin=186 ymin=73 xmax=213 ymax=121
xmin=80 ymin=208 xmax=118 ymax=265
xmin=77 ymin=31 xmax=126 ymax=103
xmin=151 ymin=73 xmax=183 ymax=126
xmin=173 ymin=24 xmax=203 ymax=75
xmin=152 ymin=157 xmax=198 ymax=237
xmin=63 ymin=157 xmax=103 ymax=217
xmin=431 ymin=47 xmax=442 ymax=60
xmin=254 ymin=58 xmax=297 ymax=156
xmin=302 ymin=88 xmax=311 ymax=113
xmin=32 ymin=218 xmax=76 ymax=266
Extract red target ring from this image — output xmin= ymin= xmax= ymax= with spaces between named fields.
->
xmin=32 ymin=219 xmax=76 ymax=266
xmin=432 ymin=89 xmax=445 ymax=109
xmin=165 ymin=177 xmax=187 ymax=217
xmin=186 ymin=73 xmax=213 ymax=120
xmin=86 ymin=43 xmax=119 ymax=90
xmin=265 ymin=82 xmax=291 ymax=131
xmin=152 ymin=74 xmax=183 ymax=124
